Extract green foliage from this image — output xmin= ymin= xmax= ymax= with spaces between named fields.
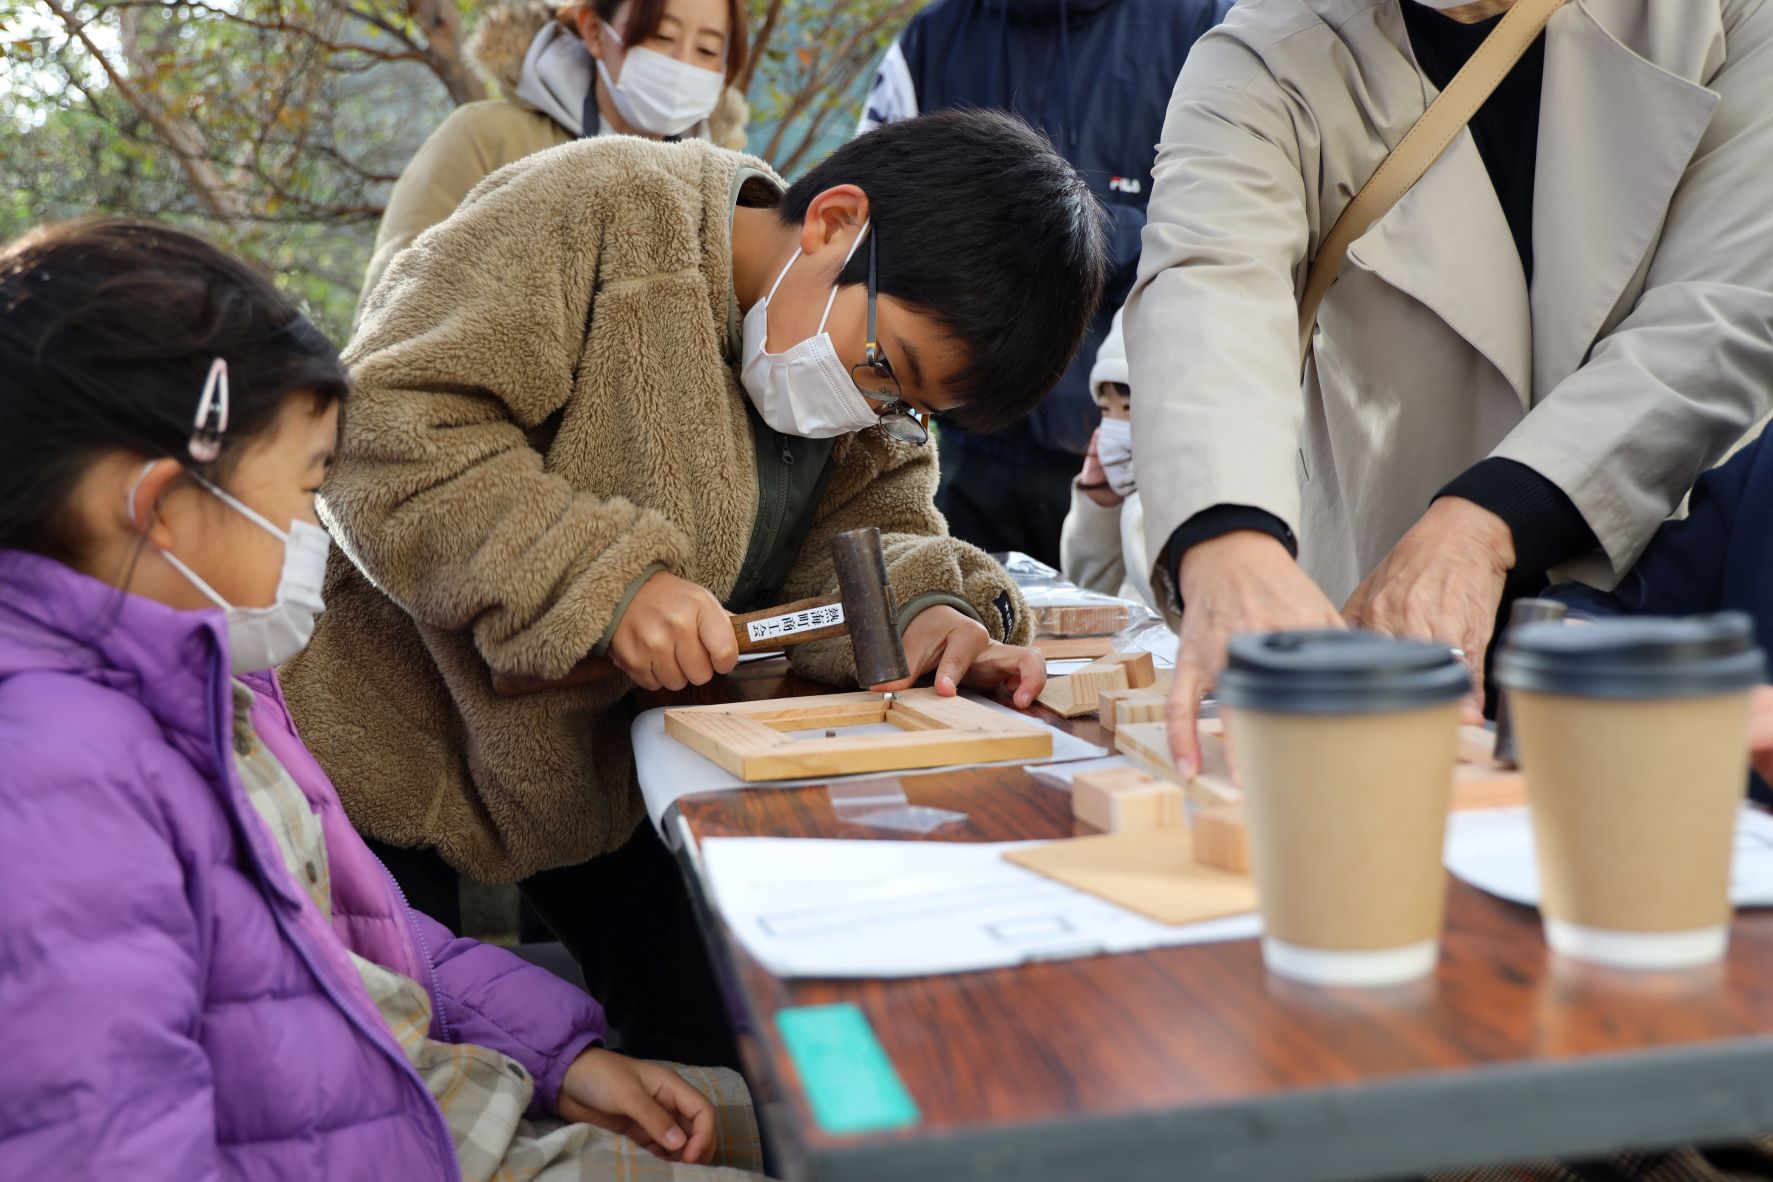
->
xmin=2 ymin=0 xmax=475 ymax=337
xmin=740 ymin=0 xmax=924 ymax=177
xmin=0 ymin=0 xmax=917 ymax=340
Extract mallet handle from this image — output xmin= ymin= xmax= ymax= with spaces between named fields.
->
xmin=730 ymin=596 xmax=849 ymax=654
xmin=491 ymin=595 xmax=850 ymax=697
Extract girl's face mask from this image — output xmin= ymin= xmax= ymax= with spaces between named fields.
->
xmin=596 ymin=24 xmax=724 ymax=137
xmin=130 ymin=464 xmax=331 ymax=675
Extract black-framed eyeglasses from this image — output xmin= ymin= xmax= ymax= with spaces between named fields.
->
xmin=849 ymin=230 xmax=929 ymax=446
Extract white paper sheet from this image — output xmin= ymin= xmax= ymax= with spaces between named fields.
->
xmin=1444 ymin=804 xmax=1773 ymax=908
xmin=698 ymin=836 xmax=1261 ymax=978
xmin=632 ymin=690 xmax=1107 ymax=834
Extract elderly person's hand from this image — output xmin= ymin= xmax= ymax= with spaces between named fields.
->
xmin=1341 ymin=497 xmax=1514 ymax=711
xmin=1166 ymin=531 xmax=1346 ymax=777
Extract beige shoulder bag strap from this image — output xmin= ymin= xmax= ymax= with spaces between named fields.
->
xmin=1296 ymin=0 xmax=1568 ymax=364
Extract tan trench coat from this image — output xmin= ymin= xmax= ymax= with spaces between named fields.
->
xmin=1126 ymin=0 xmax=1773 ymax=607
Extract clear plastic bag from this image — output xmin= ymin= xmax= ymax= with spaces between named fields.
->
xmin=827 ymin=778 xmax=966 ymax=835
xmin=994 ymin=552 xmax=1177 ymax=667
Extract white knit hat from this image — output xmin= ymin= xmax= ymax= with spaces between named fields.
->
xmin=1089 ymin=306 xmax=1129 ymax=400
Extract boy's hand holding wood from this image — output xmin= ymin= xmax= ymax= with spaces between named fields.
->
xmin=869 ymin=605 xmax=1047 ymax=708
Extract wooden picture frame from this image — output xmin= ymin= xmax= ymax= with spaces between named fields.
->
xmin=664 ymin=688 xmax=1054 ymax=782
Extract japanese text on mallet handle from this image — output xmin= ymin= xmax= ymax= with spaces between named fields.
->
xmin=746 ymin=603 xmax=847 ymax=644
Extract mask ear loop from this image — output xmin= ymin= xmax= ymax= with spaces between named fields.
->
xmin=815 ymin=219 xmax=871 ymax=334
xmin=864 ymin=228 xmax=880 ymax=367
xmin=189 ymin=358 xmax=230 ymax=464
xmin=121 ymin=459 xmax=233 ymax=611
xmin=125 ymin=460 xmax=160 ymax=533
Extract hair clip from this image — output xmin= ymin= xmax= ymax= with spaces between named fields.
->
xmin=189 ymin=357 xmax=230 ymax=463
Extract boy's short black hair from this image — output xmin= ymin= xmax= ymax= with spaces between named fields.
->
xmin=779 ymin=109 xmax=1109 ymax=435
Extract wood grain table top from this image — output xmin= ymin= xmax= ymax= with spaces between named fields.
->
xmin=651 ymin=660 xmax=1773 ymax=1182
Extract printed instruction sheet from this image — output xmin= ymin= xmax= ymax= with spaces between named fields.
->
xmin=698 ymin=835 xmax=1260 ymax=978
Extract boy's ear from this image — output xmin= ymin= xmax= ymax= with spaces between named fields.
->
xmin=796 ymin=185 xmax=872 ymax=259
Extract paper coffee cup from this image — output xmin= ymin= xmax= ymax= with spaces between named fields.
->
xmin=1220 ymin=631 xmax=1470 ymax=987
xmin=1497 ymin=614 xmax=1765 ymax=969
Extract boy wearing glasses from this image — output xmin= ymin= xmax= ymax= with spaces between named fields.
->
xmin=284 ymin=109 xmax=1108 ymax=1068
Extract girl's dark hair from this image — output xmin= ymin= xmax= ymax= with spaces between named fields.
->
xmin=565 ymin=0 xmax=748 ymax=84
xmin=0 ymin=218 xmax=348 ymax=561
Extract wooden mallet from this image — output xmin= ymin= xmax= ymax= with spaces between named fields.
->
xmin=728 ymin=526 xmax=912 ymax=688
xmin=492 ymin=526 xmax=910 ymax=695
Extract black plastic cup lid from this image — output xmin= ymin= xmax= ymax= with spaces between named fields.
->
xmin=1495 ymin=612 xmax=1765 ymax=700
xmin=1217 ymin=630 xmax=1471 ymax=715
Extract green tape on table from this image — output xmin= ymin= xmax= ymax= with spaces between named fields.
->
xmin=777 ymin=1003 xmax=921 ymax=1135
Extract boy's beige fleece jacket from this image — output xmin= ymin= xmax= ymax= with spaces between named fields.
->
xmin=284 ymin=136 xmax=1029 ymax=882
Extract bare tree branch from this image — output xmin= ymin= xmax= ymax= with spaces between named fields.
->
xmin=105 ymin=0 xmax=436 ymax=63
xmin=758 ymin=0 xmax=921 ymax=164
xmin=738 ymin=0 xmax=784 ymax=93
xmin=40 ymin=0 xmax=247 ymax=218
xmin=407 ymin=0 xmax=483 ymax=104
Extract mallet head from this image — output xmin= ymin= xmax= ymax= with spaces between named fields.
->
xmin=829 ymin=527 xmax=911 ymax=688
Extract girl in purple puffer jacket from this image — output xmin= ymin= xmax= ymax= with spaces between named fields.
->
xmin=0 ymin=220 xmax=763 ymax=1182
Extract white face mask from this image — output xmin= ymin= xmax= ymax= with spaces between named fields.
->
xmin=131 ymin=466 xmax=331 ymax=674
xmin=739 ymin=223 xmax=882 ymax=439
xmin=596 ymin=26 xmax=724 ymax=137
xmin=1096 ymin=416 xmax=1136 ymax=496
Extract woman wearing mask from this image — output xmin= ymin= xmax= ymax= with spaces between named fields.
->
xmin=285 ymin=111 xmax=1108 ymax=1069
xmin=358 ymin=0 xmax=750 ymax=312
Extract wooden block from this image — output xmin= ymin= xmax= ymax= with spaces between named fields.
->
xmin=1115 ymin=692 xmax=1167 ymax=728
xmin=1114 ymin=721 xmax=1180 ymax=783
xmin=1110 ymin=781 xmax=1187 ymax=833
xmin=1071 ymin=767 xmax=1157 ymax=829
xmin=1036 ymin=664 xmax=1131 ymax=718
xmin=1082 ymin=649 xmax=1157 ymax=690
xmin=1456 ymin=724 xmax=1498 ymax=766
xmin=1191 ymin=803 xmax=1250 ymax=873
xmin=1034 ymin=637 xmax=1118 ymax=662
xmin=1033 ymin=602 xmax=1133 ymax=638
xmin=1451 ymin=724 xmax=1528 ymax=810
xmin=1038 ymin=651 xmax=1161 ymax=720
xmin=1095 ymin=687 xmax=1144 ymax=732
xmin=1071 ymin=767 xmax=1184 ymax=833
xmin=1115 ymin=722 xmax=1241 ymax=806
xmin=1451 ymin=761 xmax=1528 ymax=810
xmin=1095 ymin=687 xmax=1131 ymax=732
xmin=1073 ymin=767 xmax=1160 ymax=794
